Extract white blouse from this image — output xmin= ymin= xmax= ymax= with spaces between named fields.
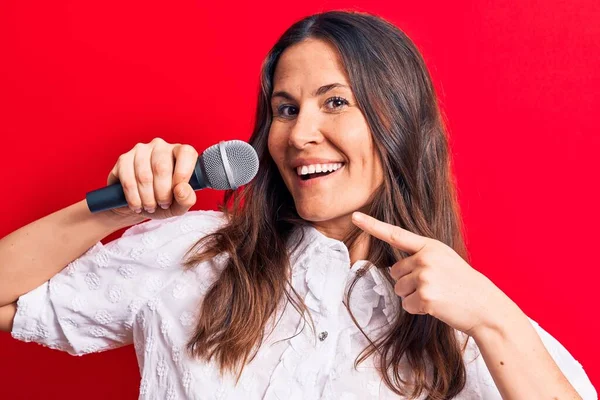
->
xmin=11 ymin=210 xmax=597 ymax=399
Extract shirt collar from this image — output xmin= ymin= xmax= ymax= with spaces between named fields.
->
xmin=287 ymin=224 xmax=350 ymax=263
xmin=287 ymin=224 xmax=400 ymax=325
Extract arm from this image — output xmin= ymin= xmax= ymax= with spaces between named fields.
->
xmin=350 ymin=213 xmax=594 ymax=399
xmin=0 ymin=199 xmax=144 ymax=308
xmin=0 ymin=302 xmax=16 ymax=332
xmin=471 ymin=290 xmax=588 ymax=399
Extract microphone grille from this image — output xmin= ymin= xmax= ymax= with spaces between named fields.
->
xmin=201 ymin=140 xmax=259 ymax=190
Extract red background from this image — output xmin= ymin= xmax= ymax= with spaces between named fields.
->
xmin=1 ymin=0 xmax=598 ymax=398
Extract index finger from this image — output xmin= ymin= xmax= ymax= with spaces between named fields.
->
xmin=351 ymin=212 xmax=428 ymax=255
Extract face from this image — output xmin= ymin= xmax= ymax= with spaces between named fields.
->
xmin=267 ymin=38 xmax=384 ymax=239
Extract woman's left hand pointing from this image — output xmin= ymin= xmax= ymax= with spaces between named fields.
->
xmin=351 ymin=211 xmax=512 ymax=337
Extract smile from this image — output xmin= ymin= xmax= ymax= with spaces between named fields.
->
xmin=296 ymin=162 xmax=344 ymax=181
xmin=292 ymin=163 xmax=346 ymax=187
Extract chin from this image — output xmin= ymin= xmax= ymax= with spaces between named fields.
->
xmin=295 ymin=204 xmax=347 ymax=223
xmin=295 ymin=205 xmax=329 ymax=222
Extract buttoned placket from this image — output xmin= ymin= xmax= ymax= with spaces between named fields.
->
xmin=318 ymin=331 xmax=328 ymax=341
xmin=296 ymin=228 xmax=383 ymax=395
xmin=313 ymin=264 xmax=343 ymax=352
xmin=312 ymin=247 xmax=350 ymax=396
xmin=314 ymin=315 xmax=335 ymax=351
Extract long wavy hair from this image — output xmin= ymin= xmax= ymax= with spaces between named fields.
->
xmin=181 ymin=10 xmax=471 ymax=399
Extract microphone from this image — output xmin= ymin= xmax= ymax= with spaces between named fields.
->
xmin=85 ymin=140 xmax=259 ymax=213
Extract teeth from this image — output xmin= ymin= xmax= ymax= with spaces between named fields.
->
xmin=296 ymin=162 xmax=343 ymax=176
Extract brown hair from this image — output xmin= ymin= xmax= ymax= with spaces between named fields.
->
xmin=181 ymin=10 xmax=471 ymax=399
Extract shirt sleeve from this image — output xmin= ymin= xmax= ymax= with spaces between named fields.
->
xmin=10 ymin=210 xmax=225 ymax=356
xmin=475 ymin=316 xmax=597 ymax=399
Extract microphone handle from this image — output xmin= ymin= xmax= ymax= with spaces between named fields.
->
xmin=86 ymin=156 xmax=209 ymax=213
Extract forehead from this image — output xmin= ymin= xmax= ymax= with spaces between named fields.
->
xmin=272 ymin=38 xmax=350 ymax=91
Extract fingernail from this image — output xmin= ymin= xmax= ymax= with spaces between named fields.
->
xmin=134 ymin=208 xmax=142 ymax=214
xmin=159 ymin=203 xmax=170 ymax=209
xmin=352 ymin=212 xmax=363 ymax=222
xmin=145 ymin=207 xmax=155 ymax=213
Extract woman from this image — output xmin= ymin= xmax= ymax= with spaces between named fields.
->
xmin=0 ymin=10 xmax=596 ymax=400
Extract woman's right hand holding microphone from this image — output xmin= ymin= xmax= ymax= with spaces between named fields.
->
xmin=106 ymin=137 xmax=198 ymax=221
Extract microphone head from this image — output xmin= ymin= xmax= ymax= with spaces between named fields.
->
xmin=201 ymin=140 xmax=259 ymax=190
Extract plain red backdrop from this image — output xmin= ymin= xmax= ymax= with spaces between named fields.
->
xmin=0 ymin=0 xmax=598 ymax=398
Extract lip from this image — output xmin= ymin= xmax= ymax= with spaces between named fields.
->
xmin=289 ymin=158 xmax=345 ymax=169
xmin=294 ymin=163 xmax=345 ymax=188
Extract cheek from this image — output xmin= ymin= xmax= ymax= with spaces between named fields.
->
xmin=267 ymin=128 xmax=287 ymax=169
xmin=267 ymin=132 xmax=275 ymax=159
xmin=335 ymin=119 xmax=376 ymax=171
xmin=267 ymin=129 xmax=279 ymax=158
xmin=343 ymin=132 xmax=383 ymax=188
xmin=372 ymin=154 xmax=385 ymax=187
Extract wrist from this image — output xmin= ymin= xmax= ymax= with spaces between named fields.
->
xmin=104 ymin=211 xmax=147 ymax=231
xmin=470 ymin=276 xmax=526 ymax=341
xmin=78 ymin=200 xmax=145 ymax=232
xmin=470 ymin=305 xmax=531 ymax=353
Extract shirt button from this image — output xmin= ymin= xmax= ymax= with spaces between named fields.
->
xmin=318 ymin=331 xmax=328 ymax=341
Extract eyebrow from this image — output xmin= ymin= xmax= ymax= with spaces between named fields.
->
xmin=271 ymin=83 xmax=349 ymax=102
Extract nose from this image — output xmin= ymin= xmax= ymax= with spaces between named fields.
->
xmin=287 ymin=108 xmax=324 ymax=150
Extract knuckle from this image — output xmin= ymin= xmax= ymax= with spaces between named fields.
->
xmin=394 ymin=283 xmax=403 ymax=297
xmin=121 ymin=180 xmax=137 ymax=193
xmin=389 ymin=262 xmax=401 ymax=280
xmin=151 ymin=159 xmax=172 ymax=176
xmin=390 ymin=227 xmax=403 ymax=244
xmin=172 ymin=171 xmax=189 ymax=183
xmin=180 ymin=144 xmax=198 ymax=157
xmin=419 ymin=287 xmax=434 ymax=305
xmin=151 ymin=137 xmax=165 ymax=145
xmin=117 ymin=153 xmax=131 ymax=165
xmin=417 ymin=269 xmax=431 ymax=285
xmin=394 ymin=280 xmax=406 ymax=297
xmin=416 ymin=254 xmax=429 ymax=268
xmin=136 ymin=170 xmax=154 ymax=185
xmin=174 ymin=185 xmax=187 ymax=198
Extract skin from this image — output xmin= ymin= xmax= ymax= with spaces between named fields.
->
xmin=266 ymin=38 xmax=584 ymax=399
xmin=352 ymin=212 xmax=583 ymax=399
xmin=0 ymin=33 xmax=585 ymax=398
xmin=267 ymin=38 xmax=383 ymax=262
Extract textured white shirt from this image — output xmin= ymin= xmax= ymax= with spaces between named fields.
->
xmin=11 ymin=210 xmax=597 ymax=399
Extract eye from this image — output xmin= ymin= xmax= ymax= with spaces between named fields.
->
xmin=276 ymin=104 xmax=298 ymax=118
xmin=324 ymin=96 xmax=349 ymax=111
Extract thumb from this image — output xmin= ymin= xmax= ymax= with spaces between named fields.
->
xmin=171 ymin=182 xmax=196 ymax=216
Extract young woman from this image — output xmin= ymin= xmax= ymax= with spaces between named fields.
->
xmin=0 ymin=10 xmax=596 ymax=400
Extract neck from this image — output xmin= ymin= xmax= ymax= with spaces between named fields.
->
xmin=348 ymin=233 xmax=370 ymax=265
xmin=311 ymin=215 xmax=370 ymax=265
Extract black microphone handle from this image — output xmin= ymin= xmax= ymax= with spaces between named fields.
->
xmin=85 ymin=156 xmax=209 ymax=213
